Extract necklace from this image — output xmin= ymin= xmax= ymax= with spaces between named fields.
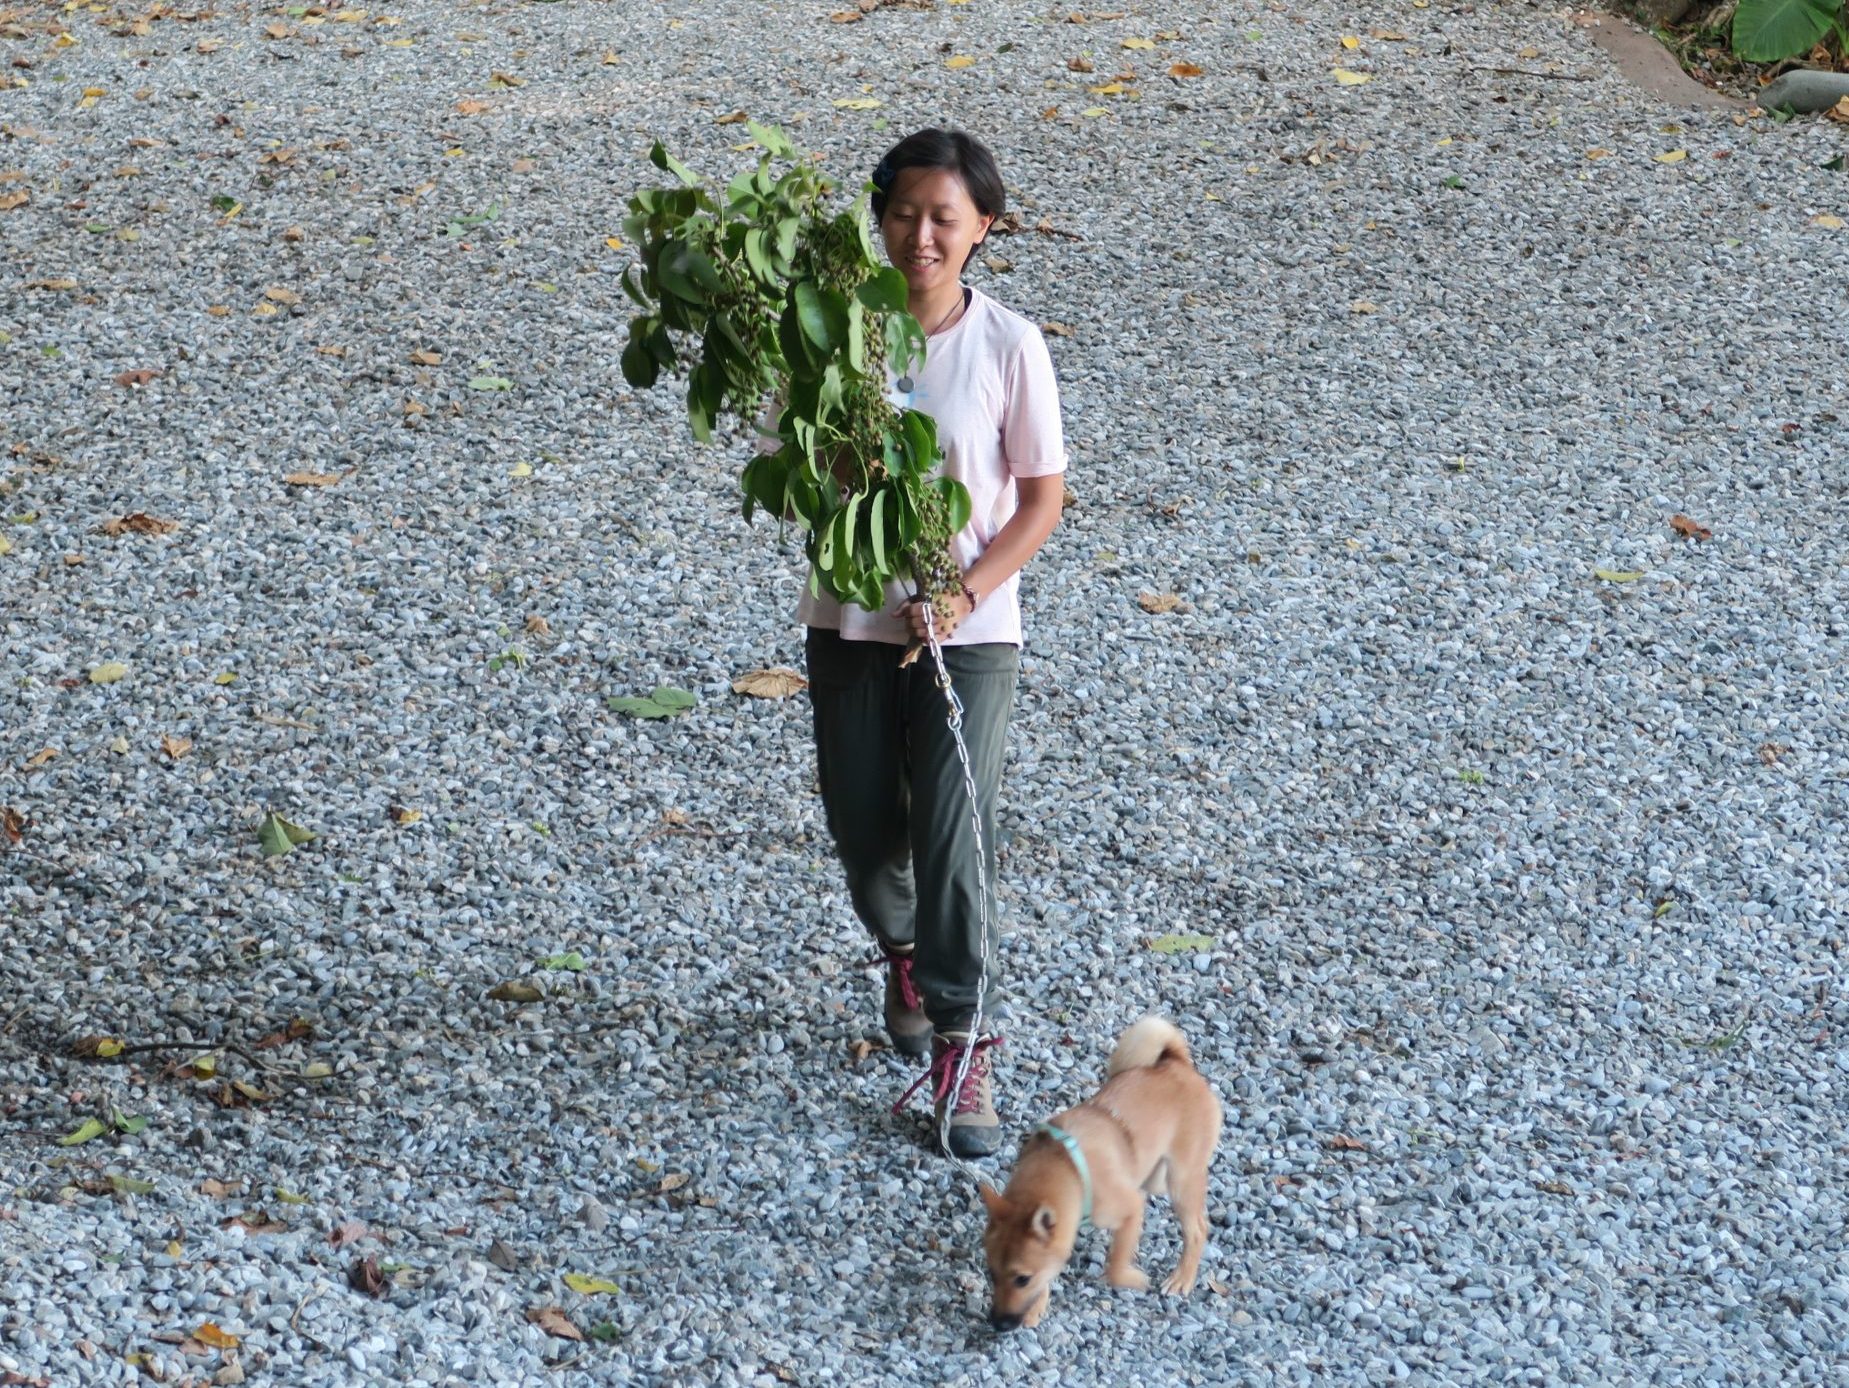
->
xmin=895 ymin=286 xmax=969 ymax=395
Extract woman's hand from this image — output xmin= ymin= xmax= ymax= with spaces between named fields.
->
xmin=897 ymin=584 xmax=976 ymax=644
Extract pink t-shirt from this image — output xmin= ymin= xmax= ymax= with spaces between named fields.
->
xmin=798 ymin=286 xmax=1068 ymax=647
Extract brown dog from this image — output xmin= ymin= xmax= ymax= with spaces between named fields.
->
xmin=978 ymin=1016 xmax=1222 ymax=1331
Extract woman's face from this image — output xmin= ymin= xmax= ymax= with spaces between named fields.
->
xmin=879 ymin=166 xmax=995 ymax=299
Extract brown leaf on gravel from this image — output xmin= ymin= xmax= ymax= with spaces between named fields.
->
xmin=1169 ymin=61 xmax=1204 ymax=77
xmin=487 ymin=980 xmax=544 ymax=1004
xmin=24 ymin=747 xmax=56 ymax=769
xmin=1327 ymin=1134 xmax=1369 ymax=1151
xmin=1068 ymin=56 xmax=1094 ymax=72
xmin=1 ymin=807 xmax=24 ymax=846
xmin=828 ymin=9 xmax=863 ymax=21
xmin=1041 ymin=321 xmax=1075 ymax=337
xmin=221 ymin=1209 xmax=285 ymax=1234
xmin=348 ymin=1254 xmax=387 ymax=1296
xmin=282 ymin=472 xmax=341 ymax=487
xmin=409 ymin=348 xmax=441 ymax=366
xmin=99 ymin=512 xmax=178 ymax=536
xmin=200 ymin=1178 xmax=237 ymax=1199
xmin=0 ymin=189 xmax=29 ymax=213
xmin=329 ymin=1219 xmax=371 ymax=1249
xmin=731 ymin=668 xmax=808 ymax=699
xmin=263 ymin=286 xmax=302 ymax=306
xmin=158 ymin=734 xmax=193 ymax=761
xmin=253 ymin=1018 xmax=314 ymax=1050
xmin=456 ymin=99 xmax=492 ymax=115
xmin=1138 ymin=592 xmax=1182 ymax=614
xmin=1669 ymin=513 xmax=1712 ymax=541
xmin=525 ymin=1306 xmax=583 ymax=1341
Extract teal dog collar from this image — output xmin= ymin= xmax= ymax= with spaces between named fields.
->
xmin=1034 ymin=1121 xmax=1093 ymax=1230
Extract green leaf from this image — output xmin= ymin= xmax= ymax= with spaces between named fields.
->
xmin=109 ymin=1173 xmax=157 ymax=1195
xmin=468 ymin=375 xmax=514 ymax=391
xmin=855 ymin=268 xmax=910 ymax=314
xmin=257 ymin=811 xmax=315 ymax=857
xmin=609 ymin=686 xmax=696 ymax=719
xmin=1441 ymin=175 xmax=1465 ymax=190
xmin=649 ymin=140 xmax=699 ymax=187
xmin=113 ymin=1113 xmax=148 ymax=1135
xmin=589 ymin=1321 xmax=622 ymax=1344
xmin=540 ymin=951 xmax=587 ymax=971
xmin=1149 ymin=932 xmax=1216 ymax=954
xmin=275 ymin=1186 xmax=310 ymax=1205
xmin=936 ymin=476 xmax=972 ymax=535
xmin=1593 ymin=567 xmax=1645 ymax=583
xmin=59 ymin=1118 xmax=109 ymax=1146
xmin=650 ymin=686 xmax=696 ymax=710
xmin=620 ymin=332 xmax=658 ymax=389
xmin=563 ymin=1273 xmax=622 ymax=1295
xmin=1732 ymin=0 xmax=1837 ymax=61
xmin=869 ymin=488 xmax=889 ymax=575
xmin=793 ymin=281 xmax=839 ymax=354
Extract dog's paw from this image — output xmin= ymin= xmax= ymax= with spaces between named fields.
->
xmin=1107 ymin=1265 xmax=1150 ymax=1292
xmin=1160 ymin=1269 xmax=1197 ymax=1296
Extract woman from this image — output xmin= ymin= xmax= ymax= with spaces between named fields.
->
xmin=804 ymin=129 xmax=1067 ymax=1157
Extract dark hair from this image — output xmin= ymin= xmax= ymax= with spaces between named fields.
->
xmin=870 ymin=128 xmax=1006 ymax=227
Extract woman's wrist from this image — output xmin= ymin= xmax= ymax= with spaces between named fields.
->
xmin=959 ymin=576 xmax=982 ymax=612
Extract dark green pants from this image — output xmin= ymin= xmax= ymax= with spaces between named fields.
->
xmin=805 ymin=628 xmax=1019 ymax=1034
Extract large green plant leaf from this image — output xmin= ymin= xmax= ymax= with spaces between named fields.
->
xmin=1732 ymin=0 xmax=1837 ymax=61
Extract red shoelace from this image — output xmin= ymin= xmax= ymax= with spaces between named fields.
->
xmin=892 ymin=1033 xmax=1002 ymax=1116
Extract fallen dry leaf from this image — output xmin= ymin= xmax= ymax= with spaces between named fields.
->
xmin=160 ymin=734 xmax=193 ymax=761
xmin=1169 ymin=61 xmax=1204 ymax=77
xmin=1669 ymin=513 xmax=1712 ymax=541
xmin=488 ymin=980 xmax=544 ymax=1004
xmin=221 ymin=1209 xmax=285 ymax=1235
xmin=1138 ymin=592 xmax=1183 ymax=614
xmin=524 ymin=614 xmax=551 ymax=636
xmin=732 ymin=667 xmax=808 ymax=698
xmin=191 ymin=1323 xmax=238 ymax=1351
xmin=24 ymin=747 xmax=57 ymax=769
xmin=329 ymin=1220 xmax=371 ymax=1249
xmin=282 ymin=472 xmax=342 ymax=487
xmin=410 ymin=349 xmax=441 ymax=365
xmin=99 ymin=512 xmax=177 ymax=536
xmin=1068 ymin=56 xmax=1094 ymax=72
xmin=348 ymin=1255 xmax=386 ymax=1296
xmin=456 ymin=98 xmax=492 ymax=115
xmin=1327 ymin=1134 xmax=1369 ymax=1151
xmin=264 ymin=286 xmax=302 ymax=306
xmin=1 ymin=806 xmax=23 ymax=846
xmin=200 ymin=1178 xmax=236 ymax=1199
xmin=113 ymin=368 xmax=160 ymax=388
xmin=0 ymin=189 xmax=29 ymax=213
xmin=1041 ymin=321 xmax=1075 ymax=337
xmin=526 ymin=1306 xmax=583 ymax=1341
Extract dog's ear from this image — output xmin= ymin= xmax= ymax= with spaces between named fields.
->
xmin=1032 ymin=1206 xmax=1057 ymax=1241
xmin=978 ymin=1182 xmax=1006 ymax=1217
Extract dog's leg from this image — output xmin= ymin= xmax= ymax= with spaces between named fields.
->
xmin=1020 ymin=1284 xmax=1051 ymax=1329
xmin=1104 ymin=1197 xmax=1149 ymax=1291
xmin=1161 ymin=1164 xmax=1210 ymax=1295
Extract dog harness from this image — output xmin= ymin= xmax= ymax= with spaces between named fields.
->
xmin=1033 ymin=1121 xmax=1093 ymax=1230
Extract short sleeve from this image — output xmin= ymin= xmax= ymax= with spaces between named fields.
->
xmin=1001 ymin=328 xmax=1068 ymax=478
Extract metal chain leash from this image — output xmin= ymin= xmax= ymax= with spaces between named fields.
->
xmin=919 ymin=600 xmax=998 ymax=1181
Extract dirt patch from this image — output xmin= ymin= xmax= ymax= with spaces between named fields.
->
xmin=1571 ymin=10 xmax=1745 ymax=108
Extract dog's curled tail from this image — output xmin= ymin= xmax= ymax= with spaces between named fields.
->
xmin=1106 ymin=1015 xmax=1193 ymax=1077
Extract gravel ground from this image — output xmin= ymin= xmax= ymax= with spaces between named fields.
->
xmin=3 ymin=0 xmax=1847 ymax=1384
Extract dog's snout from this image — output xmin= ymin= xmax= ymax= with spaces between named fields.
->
xmin=989 ymin=1310 xmax=1022 ymax=1333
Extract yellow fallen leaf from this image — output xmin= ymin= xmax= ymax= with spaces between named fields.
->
xmin=206 ymin=305 xmax=230 ymax=317
xmin=192 ymin=1324 xmax=238 ymax=1350
xmin=214 ymin=672 xmax=237 ymax=686
xmin=1655 ymin=150 xmax=1687 ymax=164
xmin=252 ymin=302 xmax=279 ymax=317
xmin=1813 ymin=214 xmax=1845 ymax=230
xmin=1593 ymin=568 xmax=1645 ymax=583
xmin=1370 ymin=28 xmax=1407 ymax=40
xmin=1332 ymin=68 xmax=1373 ymax=86
xmin=1088 ymin=81 xmax=1130 ymax=95
xmin=605 ymin=236 xmax=624 ymax=251
xmin=383 ymin=37 xmax=414 ymax=48
xmin=1340 ymin=35 xmax=1360 ymax=49
xmin=1082 ymin=106 xmax=1110 ymax=118
xmin=562 ymin=1273 xmax=622 ymax=1295
xmin=1122 ymin=37 xmax=1156 ymax=50
xmin=265 ymin=286 xmax=302 ymax=305
xmin=1435 ymin=137 xmax=1453 ymax=147
xmin=1586 ymin=147 xmax=1611 ymax=160
xmin=89 ymin=661 xmax=130 ymax=684
xmin=510 ymin=461 xmax=534 ymax=477
xmin=833 ymin=97 xmax=882 ymax=110
xmin=946 ymin=55 xmax=976 ymax=69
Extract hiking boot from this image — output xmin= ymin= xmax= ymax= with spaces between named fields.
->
xmin=881 ymin=944 xmax=933 ymax=1058
xmin=892 ymin=1031 xmax=1002 ymax=1158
